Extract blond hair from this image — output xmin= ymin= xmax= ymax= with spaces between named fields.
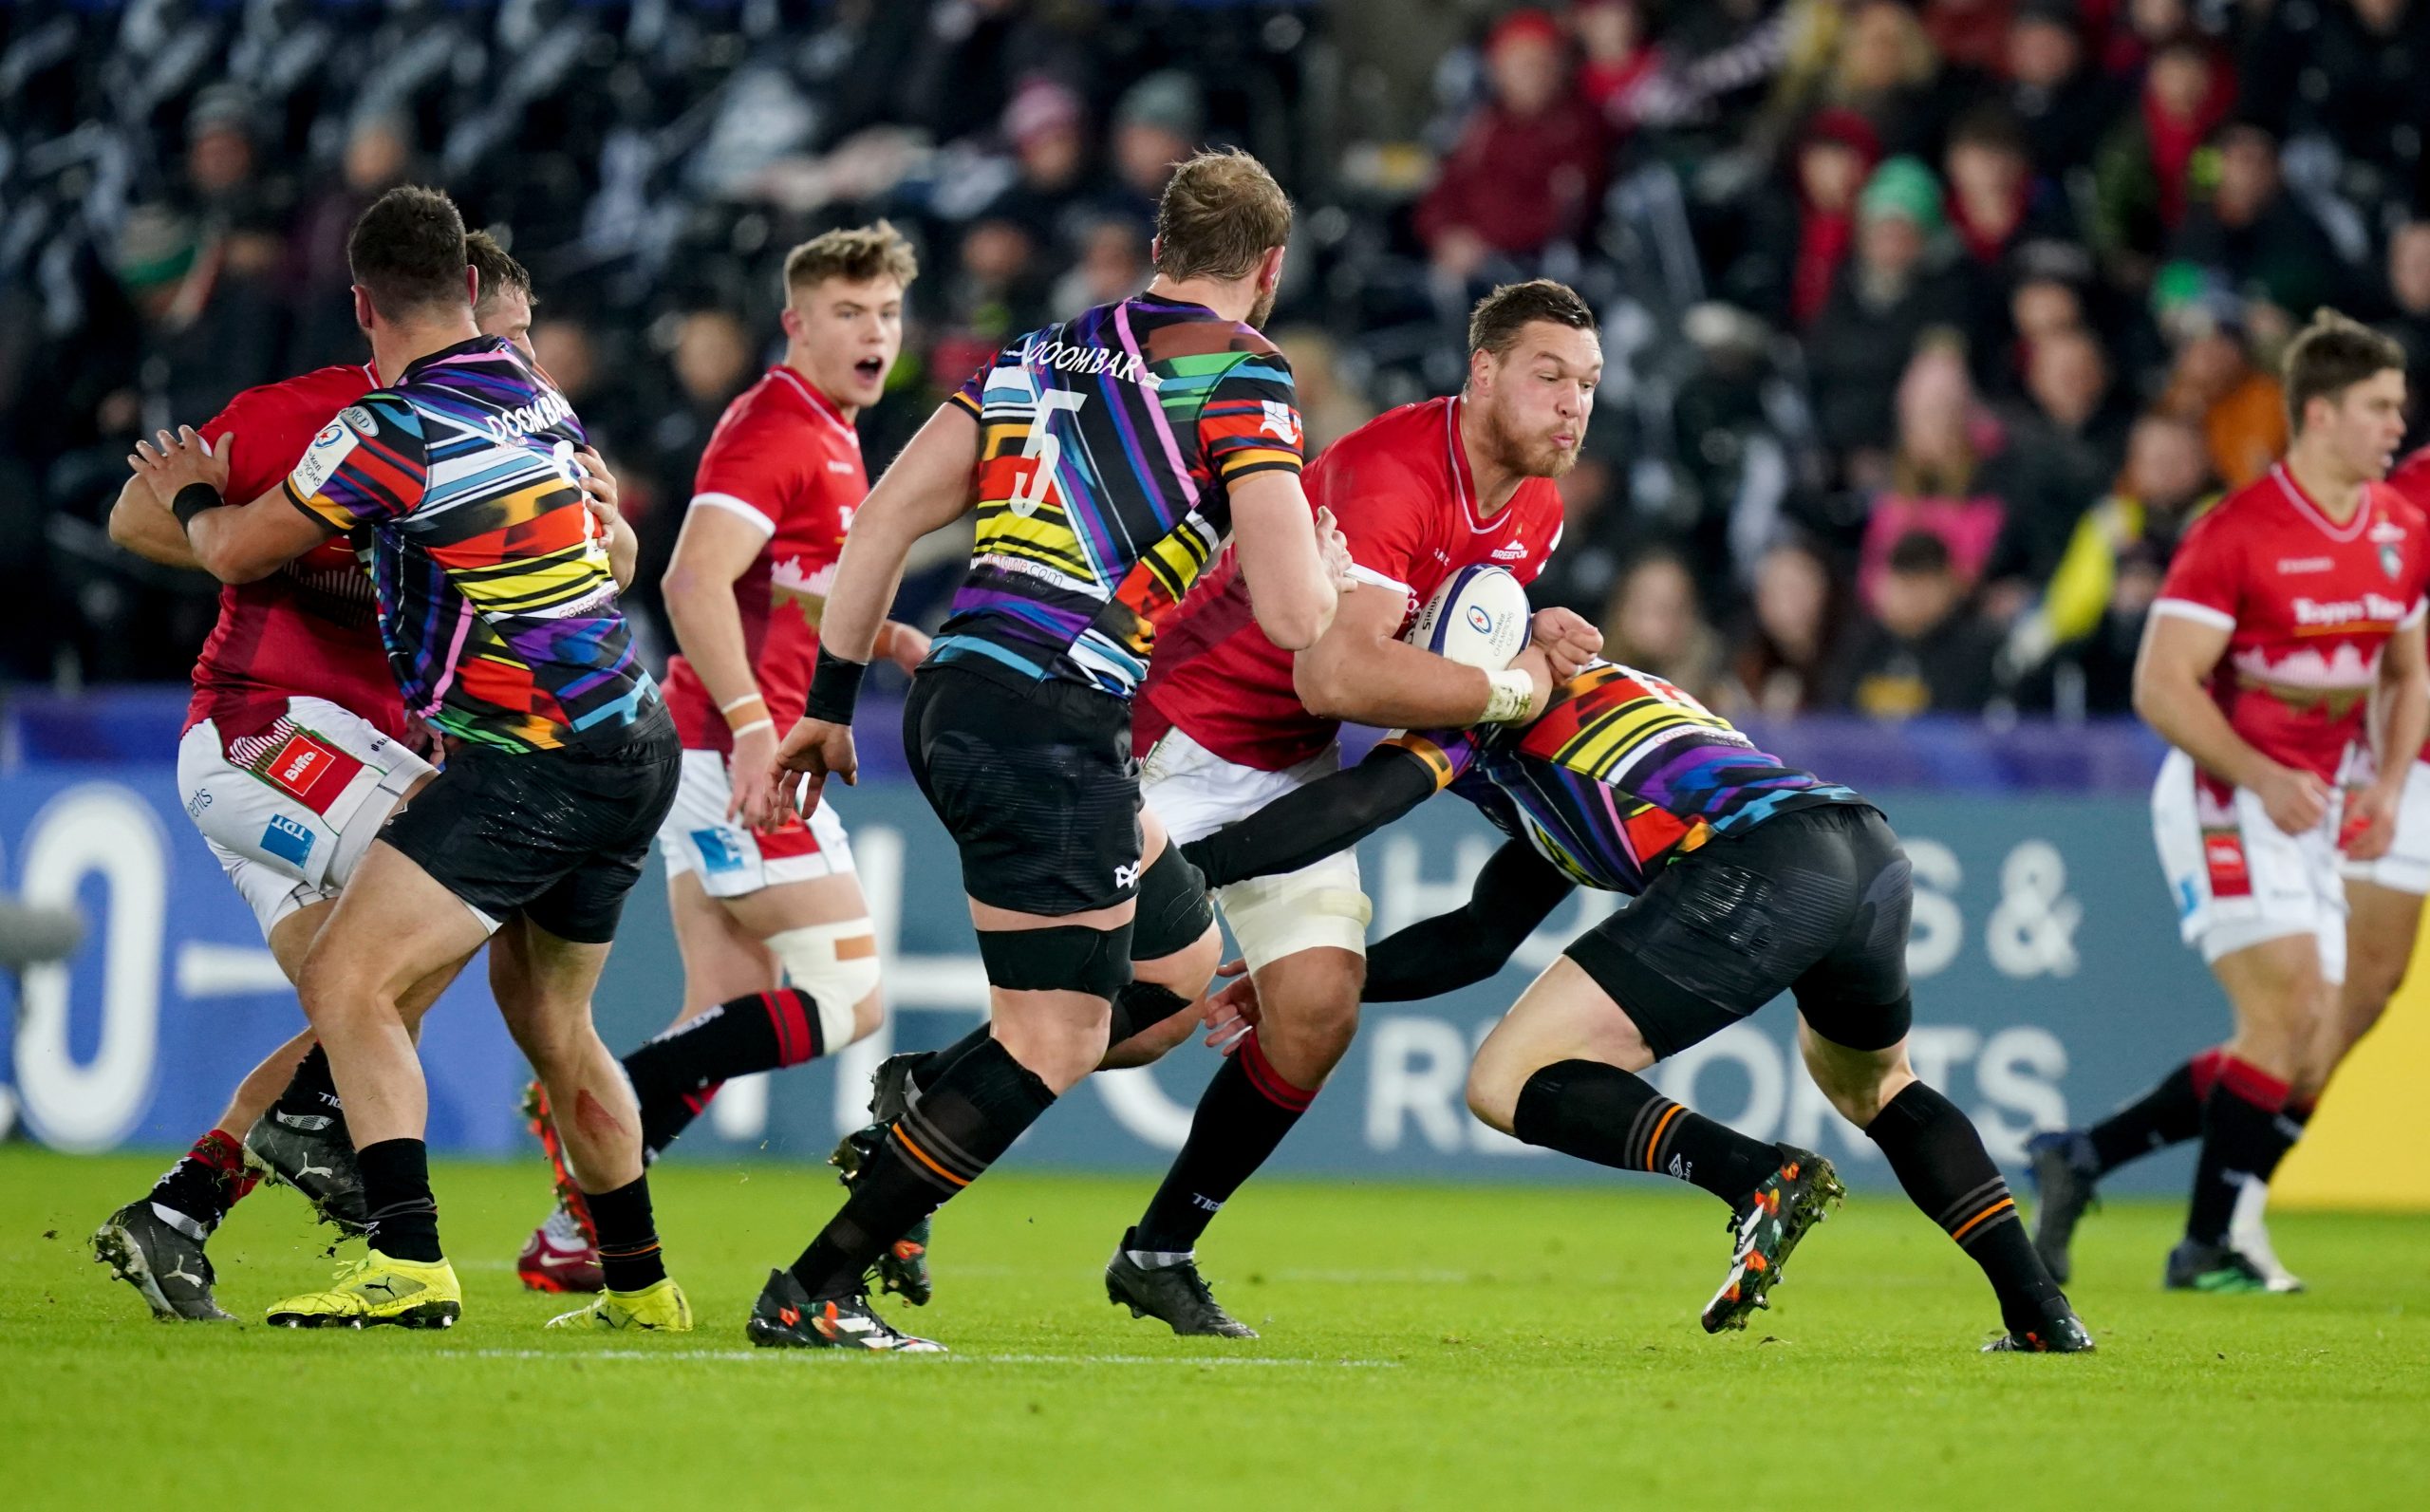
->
xmin=1152 ymin=148 xmax=1293 ymax=283
xmin=783 ymin=219 xmax=920 ymax=298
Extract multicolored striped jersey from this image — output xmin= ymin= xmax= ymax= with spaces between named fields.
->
xmin=1388 ymin=662 xmax=1865 ymax=893
xmin=936 ymin=293 xmax=1304 ymax=695
xmin=283 ymin=336 xmax=653 ymax=754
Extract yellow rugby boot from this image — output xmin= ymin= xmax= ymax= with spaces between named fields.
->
xmin=267 ymin=1250 xmax=462 ymax=1330
xmin=547 ymin=1277 xmax=694 ymax=1332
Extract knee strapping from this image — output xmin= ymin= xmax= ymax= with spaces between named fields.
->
xmin=764 ymin=920 xmax=881 ymax=1049
xmin=1131 ymin=845 xmax=1215 ymax=961
xmin=1107 ymin=980 xmax=1191 ymax=1045
xmin=977 ymin=923 xmax=1133 ymax=999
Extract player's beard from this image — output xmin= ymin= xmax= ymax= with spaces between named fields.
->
xmin=1483 ymin=399 xmax=1581 ymax=480
xmin=1245 ymin=282 xmax=1278 ymax=330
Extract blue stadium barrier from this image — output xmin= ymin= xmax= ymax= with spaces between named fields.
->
xmin=0 ymin=692 xmax=2216 ymax=1194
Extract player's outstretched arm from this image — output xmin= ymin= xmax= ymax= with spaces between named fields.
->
xmin=107 ymin=472 xmax=203 ymax=569
xmin=129 ymin=427 xmax=335 ymax=584
xmin=2134 ymin=608 xmax=2329 ymax=835
xmin=1228 ymin=471 xmax=1342 ymax=651
xmin=1294 ymin=580 xmax=1555 ymax=729
xmin=1181 ymin=744 xmax=1443 ymax=888
xmin=1359 ymin=840 xmax=1576 ymax=1003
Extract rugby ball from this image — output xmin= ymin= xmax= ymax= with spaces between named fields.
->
xmin=1406 ymin=564 xmax=1529 ymax=670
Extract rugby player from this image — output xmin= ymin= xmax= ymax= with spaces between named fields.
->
xmin=750 ymin=148 xmax=1352 ymax=1352
xmin=1182 ymin=659 xmax=2096 ymax=1352
xmin=514 ymin=223 xmax=934 ymax=1298
xmin=834 ymin=281 xmax=1602 ymax=1332
xmin=90 ymin=233 xmax=627 ymax=1321
xmin=2028 ymin=313 xmax=2429 ymax=1293
xmin=129 ymin=186 xmax=688 ymax=1332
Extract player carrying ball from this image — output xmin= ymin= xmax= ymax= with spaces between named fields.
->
xmin=1185 ymin=651 xmax=2095 ymax=1353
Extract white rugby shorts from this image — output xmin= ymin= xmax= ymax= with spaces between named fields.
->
xmin=2340 ymin=756 xmax=2430 ymax=896
xmin=2151 ymin=747 xmax=2346 ymax=982
xmin=656 ymin=747 xmax=854 ymax=899
xmin=1141 ymin=725 xmax=1373 ymax=972
xmin=177 ymin=696 xmax=432 ymax=940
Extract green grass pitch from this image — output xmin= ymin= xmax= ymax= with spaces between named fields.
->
xmin=4 ymin=1148 xmax=2426 ymax=1510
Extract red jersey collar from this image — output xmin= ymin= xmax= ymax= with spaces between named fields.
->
xmin=770 ymin=364 xmax=856 ymax=441
xmin=2270 ymin=462 xmax=2372 ymax=543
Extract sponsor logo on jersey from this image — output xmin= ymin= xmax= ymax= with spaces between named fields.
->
xmin=481 ymin=387 xmax=576 ymax=444
xmin=2371 ymin=520 xmax=2408 ymax=544
xmin=259 ymin=813 xmax=316 ymax=868
xmin=1490 ymin=541 xmax=1529 ymax=562
xmin=1016 ymin=338 xmax=1162 ymax=390
xmin=339 ymin=405 xmax=376 ymax=432
xmin=290 ymin=418 xmax=361 ymax=495
xmin=2293 ymin=593 xmax=2411 ymax=626
xmin=1259 ymin=401 xmax=1301 ymax=445
xmin=2277 ymin=556 xmax=2333 ymax=574
xmin=826 ymin=459 xmax=854 ymax=474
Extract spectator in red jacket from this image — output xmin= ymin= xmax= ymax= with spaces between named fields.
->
xmin=1417 ymin=9 xmax=1610 ymax=284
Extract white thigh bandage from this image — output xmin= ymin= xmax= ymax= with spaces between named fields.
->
xmin=1215 ymin=848 xmax=1373 ymax=973
xmin=765 ymin=920 xmax=882 ymax=1046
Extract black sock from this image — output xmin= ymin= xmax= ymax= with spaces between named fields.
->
xmin=1132 ymin=1033 xmax=1317 ymax=1253
xmin=1865 ymin=1082 xmax=2065 ymax=1333
xmin=2187 ymin=1058 xmax=2293 ymax=1246
xmin=357 ymin=1137 xmax=442 ymax=1262
xmin=1510 ymin=1058 xmax=1783 ymax=1206
xmin=2084 ymin=1047 xmax=2220 ymax=1175
xmin=789 ymin=1036 xmax=1055 ymax=1298
xmin=624 ymin=988 xmax=829 ymax=1158
xmin=147 ymin=1129 xmax=255 ymax=1234
xmin=907 ymin=1025 xmax=991 ymax=1096
xmin=268 ymin=1043 xmax=347 ymax=1138
xmin=585 ymin=1175 xmax=668 ymax=1292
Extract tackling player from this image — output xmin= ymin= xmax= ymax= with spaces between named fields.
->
xmin=513 ymin=224 xmax=933 ymax=1297
xmin=1183 ymin=658 xmax=2095 ymax=1353
xmin=1097 ymin=279 xmax=1602 ymax=1335
xmin=89 ymin=233 xmax=623 ymax=1321
xmin=2028 ymin=313 xmax=2429 ymax=1293
xmin=131 ymin=187 xmax=689 ymax=1333
xmin=752 ymin=148 xmax=1351 ymax=1352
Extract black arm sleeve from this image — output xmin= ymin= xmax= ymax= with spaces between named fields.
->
xmin=1361 ymin=839 xmax=1578 ymax=1003
xmin=1179 ymin=744 xmax=1441 ymax=888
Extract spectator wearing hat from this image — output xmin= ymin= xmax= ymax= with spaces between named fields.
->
xmin=2149 ymin=261 xmax=2287 ymax=487
xmin=1728 ymin=105 xmax=1882 ymax=329
xmin=1806 ymin=155 xmax=1972 ymax=458
xmin=1824 ymin=528 xmax=2007 ymax=718
xmin=981 ymin=78 xmax=1108 ymax=265
xmin=1106 ymin=70 xmax=1206 ymax=223
xmin=1415 ymin=9 xmax=1610 ymax=286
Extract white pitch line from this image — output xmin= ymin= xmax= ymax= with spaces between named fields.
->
xmin=435 ymin=1348 xmax=1396 ymax=1369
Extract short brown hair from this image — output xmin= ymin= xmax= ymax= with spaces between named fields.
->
xmin=783 ymin=219 xmax=919 ymax=298
xmin=1467 ymin=279 xmax=1598 ymax=359
xmin=2284 ymin=308 xmax=2405 ymax=432
xmin=1152 ymin=148 xmax=1292 ymax=283
xmin=347 ymin=185 xmax=467 ymax=322
xmin=465 ymin=229 xmax=533 ymax=314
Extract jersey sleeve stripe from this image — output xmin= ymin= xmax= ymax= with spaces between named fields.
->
xmin=284 ymin=483 xmax=351 ymax=534
xmin=1346 ymin=564 xmax=1413 ymax=598
xmin=689 ymin=491 xmax=777 ymax=535
xmin=2406 ymin=596 xmax=2427 ymax=629
xmin=2151 ymin=597 xmax=2237 ymax=631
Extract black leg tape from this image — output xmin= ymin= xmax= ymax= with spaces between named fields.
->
xmin=1131 ymin=844 xmax=1216 ymax=961
xmin=1107 ymin=981 xmax=1192 ymax=1045
xmin=976 ymin=924 xmax=1134 ymax=1000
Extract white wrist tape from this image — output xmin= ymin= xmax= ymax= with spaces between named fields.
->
xmin=1481 ymin=669 xmax=1535 ymax=723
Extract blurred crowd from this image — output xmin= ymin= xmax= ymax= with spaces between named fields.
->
xmin=9 ymin=0 xmax=2430 ymax=725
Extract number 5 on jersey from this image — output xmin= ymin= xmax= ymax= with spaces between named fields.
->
xmin=1007 ymin=390 xmax=1088 ymax=517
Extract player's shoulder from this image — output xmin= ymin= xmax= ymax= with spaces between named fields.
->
xmin=215 ymin=363 xmax=378 ymax=426
xmin=2178 ymin=472 xmax=2285 ymax=550
xmin=2387 ymin=445 xmax=2430 ymax=512
xmin=1328 ymin=398 xmax=1453 ymax=468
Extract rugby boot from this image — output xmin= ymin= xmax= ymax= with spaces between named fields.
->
xmin=2162 ymin=1239 xmax=2274 ymax=1295
xmin=522 ymin=1080 xmax=595 ymax=1241
xmin=516 ymin=1206 xmax=605 ymax=1294
xmin=744 ymin=1269 xmax=943 ymax=1353
xmin=2227 ymin=1179 xmax=2305 ymax=1294
xmin=243 ymin=1107 xmax=367 ymax=1234
xmin=548 ymin=1278 xmax=694 ymax=1332
xmin=266 ymin=1250 xmax=462 ymax=1329
xmin=2023 ymin=1129 xmax=2099 ymax=1286
xmin=830 ymin=1055 xmax=937 ymax=1306
xmin=1702 ymin=1146 xmax=1845 ymax=1334
xmin=1105 ymin=1229 xmax=1257 ymax=1337
xmin=91 ymin=1202 xmax=236 ymax=1322
xmin=1983 ymin=1308 xmax=2097 ymax=1353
